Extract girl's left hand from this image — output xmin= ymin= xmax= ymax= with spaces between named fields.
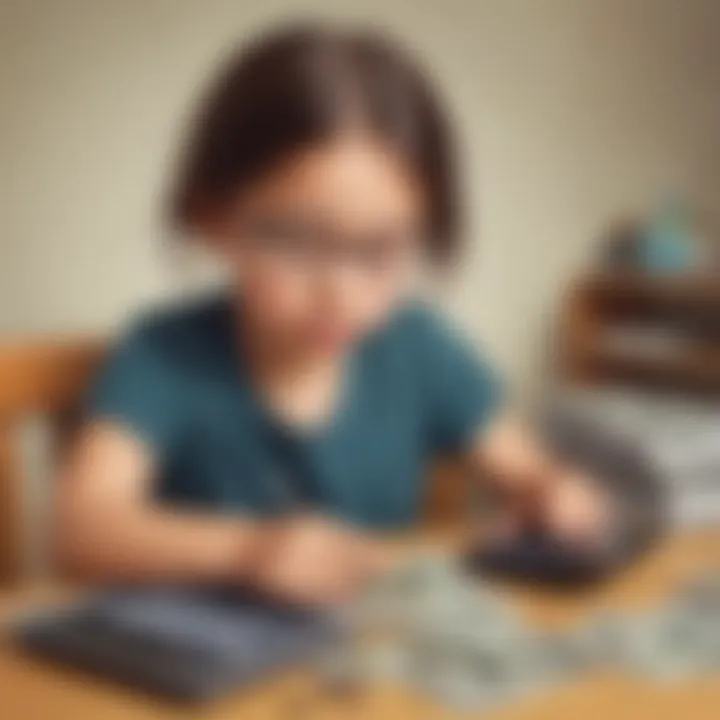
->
xmin=534 ymin=471 xmax=611 ymax=544
xmin=476 ymin=418 xmax=612 ymax=545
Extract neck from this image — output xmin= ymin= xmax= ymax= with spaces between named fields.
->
xmin=236 ymin=306 xmax=348 ymax=429
xmin=237 ymin=306 xmax=342 ymax=385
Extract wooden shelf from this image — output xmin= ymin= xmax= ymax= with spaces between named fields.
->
xmin=593 ymin=350 xmax=720 ymax=391
xmin=580 ymin=273 xmax=720 ymax=300
xmin=561 ymin=273 xmax=720 ymax=394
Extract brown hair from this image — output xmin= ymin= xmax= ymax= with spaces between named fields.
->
xmin=169 ymin=23 xmax=460 ymax=262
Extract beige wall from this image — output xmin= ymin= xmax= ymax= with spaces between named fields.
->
xmin=1 ymin=0 xmax=719 ymax=400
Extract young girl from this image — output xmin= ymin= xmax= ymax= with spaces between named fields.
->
xmin=57 ymin=25 xmax=605 ymax=605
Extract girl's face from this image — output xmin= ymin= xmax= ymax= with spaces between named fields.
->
xmin=209 ymin=135 xmax=425 ymax=358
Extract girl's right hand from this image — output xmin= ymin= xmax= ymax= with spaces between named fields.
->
xmin=247 ymin=516 xmax=386 ymax=606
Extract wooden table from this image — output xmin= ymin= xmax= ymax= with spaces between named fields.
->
xmin=1 ymin=530 xmax=719 ymax=720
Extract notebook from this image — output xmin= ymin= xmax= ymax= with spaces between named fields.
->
xmin=14 ymin=587 xmax=340 ymax=702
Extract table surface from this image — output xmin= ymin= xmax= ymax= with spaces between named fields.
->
xmin=1 ymin=530 xmax=719 ymax=720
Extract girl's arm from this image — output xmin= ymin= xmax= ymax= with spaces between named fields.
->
xmin=55 ymin=422 xmax=266 ymax=582
xmin=469 ymin=416 xmax=608 ymax=540
xmin=55 ymin=422 xmax=382 ymax=603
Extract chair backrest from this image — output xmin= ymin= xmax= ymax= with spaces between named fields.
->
xmin=0 ymin=340 xmax=105 ymax=584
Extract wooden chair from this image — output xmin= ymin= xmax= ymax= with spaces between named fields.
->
xmin=0 ymin=340 xmax=105 ymax=584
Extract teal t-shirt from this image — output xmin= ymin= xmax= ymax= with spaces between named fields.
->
xmin=87 ymin=296 xmax=501 ymax=529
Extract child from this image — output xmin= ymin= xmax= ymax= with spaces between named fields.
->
xmin=57 ymin=24 xmax=605 ymax=605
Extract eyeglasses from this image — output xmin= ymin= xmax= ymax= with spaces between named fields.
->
xmin=230 ymin=214 xmax=424 ymax=276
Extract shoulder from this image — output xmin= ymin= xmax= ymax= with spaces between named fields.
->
xmin=87 ymin=295 xmax=231 ymax=428
xmin=378 ymin=298 xmax=502 ymax=402
xmin=374 ymin=299 xmax=469 ymax=354
xmin=381 ymin=301 xmax=503 ymax=450
xmin=116 ymin=294 xmax=232 ymax=373
xmin=128 ymin=294 xmax=228 ymax=346
xmin=86 ymin=296 xmax=230 ymax=451
xmin=364 ymin=298 xmax=496 ymax=386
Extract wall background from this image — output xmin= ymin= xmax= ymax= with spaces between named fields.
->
xmin=1 ymin=0 xmax=719 ymax=401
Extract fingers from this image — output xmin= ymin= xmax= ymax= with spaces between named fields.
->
xmin=546 ymin=475 xmax=611 ymax=545
xmin=498 ymin=473 xmax=611 ymax=547
xmin=250 ymin=516 xmax=389 ymax=607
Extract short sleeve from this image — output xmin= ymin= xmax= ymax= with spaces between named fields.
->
xmin=410 ymin=305 xmax=503 ymax=454
xmin=85 ymin=320 xmax=187 ymax=457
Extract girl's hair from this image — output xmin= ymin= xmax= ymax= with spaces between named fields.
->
xmin=169 ymin=24 xmax=460 ymax=263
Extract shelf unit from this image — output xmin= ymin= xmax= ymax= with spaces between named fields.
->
xmin=561 ymin=274 xmax=720 ymax=393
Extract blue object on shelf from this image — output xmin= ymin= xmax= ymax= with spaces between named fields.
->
xmin=640 ymin=199 xmax=697 ymax=274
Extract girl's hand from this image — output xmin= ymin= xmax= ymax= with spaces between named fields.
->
xmin=486 ymin=473 xmax=610 ymax=549
xmin=248 ymin=516 xmax=386 ymax=606
xmin=519 ymin=471 xmax=611 ymax=544
xmin=546 ymin=472 xmax=610 ymax=542
xmin=475 ymin=417 xmax=611 ymax=545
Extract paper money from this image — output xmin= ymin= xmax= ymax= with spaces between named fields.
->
xmin=333 ymin=551 xmax=720 ymax=713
